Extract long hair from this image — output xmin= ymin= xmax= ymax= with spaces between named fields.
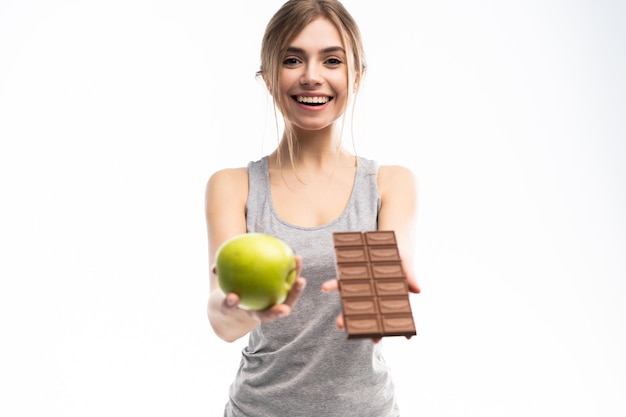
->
xmin=257 ymin=0 xmax=367 ymax=168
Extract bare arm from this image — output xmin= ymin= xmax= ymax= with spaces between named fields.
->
xmin=206 ymin=168 xmax=258 ymax=341
xmin=322 ymin=165 xmax=420 ymax=291
xmin=377 ymin=165 xmax=421 ymax=294
xmin=321 ymin=164 xmax=420 ymax=341
xmin=205 ymin=168 xmax=306 ymax=342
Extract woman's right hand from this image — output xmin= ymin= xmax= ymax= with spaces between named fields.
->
xmin=218 ymin=255 xmax=307 ymax=324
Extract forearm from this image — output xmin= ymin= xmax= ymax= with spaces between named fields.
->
xmin=208 ymin=289 xmax=259 ymax=342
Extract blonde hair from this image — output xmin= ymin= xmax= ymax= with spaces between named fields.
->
xmin=257 ymin=0 xmax=367 ymax=166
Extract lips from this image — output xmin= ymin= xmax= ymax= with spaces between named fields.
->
xmin=292 ymin=95 xmax=333 ymax=106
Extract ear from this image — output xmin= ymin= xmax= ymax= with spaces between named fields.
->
xmin=263 ymin=73 xmax=269 ymax=90
xmin=353 ymin=73 xmax=361 ymax=93
xmin=258 ymin=71 xmax=272 ymax=96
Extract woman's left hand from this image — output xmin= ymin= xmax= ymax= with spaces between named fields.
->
xmin=321 ymin=256 xmax=420 ymax=344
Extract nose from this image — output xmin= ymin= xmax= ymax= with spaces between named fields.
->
xmin=300 ymin=63 xmax=322 ymax=86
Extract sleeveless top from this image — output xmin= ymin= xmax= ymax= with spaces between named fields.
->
xmin=223 ymin=156 xmax=400 ymax=417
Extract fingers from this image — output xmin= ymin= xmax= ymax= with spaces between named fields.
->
xmin=336 ymin=312 xmax=344 ymax=330
xmin=255 ymin=304 xmax=291 ymax=323
xmin=295 ymin=255 xmax=303 ymax=275
xmin=408 ymin=278 xmax=421 ymax=294
xmin=250 ymin=275 xmax=307 ymax=324
xmin=219 ymin=292 xmax=279 ymax=323
xmin=401 ymin=257 xmax=421 ymax=294
xmin=282 ymin=277 xmax=307 ymax=308
xmin=256 ymin=276 xmax=306 ymax=322
xmin=321 ymin=279 xmax=338 ymax=293
xmin=220 ymin=293 xmax=284 ymax=323
xmin=282 ymin=256 xmax=306 ymax=307
xmin=220 ymin=292 xmax=240 ymax=313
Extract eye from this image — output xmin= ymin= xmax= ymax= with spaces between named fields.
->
xmin=325 ymin=57 xmax=343 ymax=66
xmin=283 ymin=57 xmax=301 ymax=66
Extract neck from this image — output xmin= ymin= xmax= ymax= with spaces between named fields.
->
xmin=271 ymin=123 xmax=355 ymax=171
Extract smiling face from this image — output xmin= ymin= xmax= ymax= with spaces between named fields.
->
xmin=277 ymin=18 xmax=350 ymax=132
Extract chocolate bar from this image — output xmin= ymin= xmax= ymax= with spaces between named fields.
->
xmin=333 ymin=231 xmax=416 ymax=339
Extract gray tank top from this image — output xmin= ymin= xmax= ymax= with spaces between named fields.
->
xmin=224 ymin=156 xmax=400 ymax=417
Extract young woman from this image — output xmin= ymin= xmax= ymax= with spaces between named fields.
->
xmin=205 ymin=1 xmax=420 ymax=415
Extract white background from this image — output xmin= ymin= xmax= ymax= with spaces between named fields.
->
xmin=1 ymin=0 xmax=625 ymax=416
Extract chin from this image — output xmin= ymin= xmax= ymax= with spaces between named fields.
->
xmin=290 ymin=120 xmax=337 ymax=132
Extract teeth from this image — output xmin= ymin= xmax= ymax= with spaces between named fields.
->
xmin=296 ymin=96 xmax=330 ymax=104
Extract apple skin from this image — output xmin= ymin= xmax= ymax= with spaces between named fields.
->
xmin=215 ymin=233 xmax=297 ymax=311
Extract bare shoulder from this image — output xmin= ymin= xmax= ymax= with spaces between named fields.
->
xmin=206 ymin=167 xmax=248 ymax=192
xmin=205 ymin=167 xmax=249 ymax=250
xmin=376 ymin=164 xmax=418 ymax=259
xmin=205 ymin=167 xmax=249 ymax=206
xmin=377 ymin=165 xmax=417 ymax=196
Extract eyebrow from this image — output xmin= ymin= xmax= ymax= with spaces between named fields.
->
xmin=286 ymin=46 xmax=346 ymax=55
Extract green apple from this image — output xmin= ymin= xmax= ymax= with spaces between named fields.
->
xmin=215 ymin=233 xmax=297 ymax=311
